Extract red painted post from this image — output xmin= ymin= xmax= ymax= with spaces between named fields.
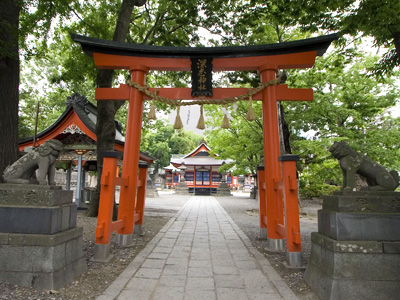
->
xmin=95 ymin=155 xmax=118 ymax=245
xmin=134 ymin=164 xmax=148 ymax=235
xmin=279 ymin=154 xmax=302 ymax=267
xmin=117 ymin=65 xmax=148 ymax=244
xmin=94 ymin=151 xmax=126 ymax=261
xmin=257 ymin=166 xmax=268 ymax=237
xmin=259 ymin=66 xmax=285 ymax=250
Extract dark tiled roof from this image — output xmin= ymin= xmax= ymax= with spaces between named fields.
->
xmin=70 ymin=33 xmax=339 ymax=59
xmin=19 ymin=95 xmax=154 ymax=163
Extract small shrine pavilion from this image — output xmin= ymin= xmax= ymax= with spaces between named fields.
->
xmin=18 ymin=94 xmax=154 ymax=206
xmin=166 ymin=142 xmax=233 ymax=195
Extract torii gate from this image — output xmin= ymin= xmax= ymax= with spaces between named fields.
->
xmin=72 ymin=33 xmax=337 ymax=265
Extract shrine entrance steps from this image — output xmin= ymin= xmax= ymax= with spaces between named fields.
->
xmin=97 ymin=196 xmax=298 ymax=300
xmin=193 ymin=187 xmax=212 ymax=195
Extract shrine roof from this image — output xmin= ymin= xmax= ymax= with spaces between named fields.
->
xmin=19 ymin=95 xmax=124 ymax=145
xmin=172 ymin=157 xmax=229 ymax=166
xmin=18 ymin=94 xmax=154 ymax=163
xmin=183 ymin=142 xmax=211 ymax=159
xmin=170 ymin=142 xmax=232 ymax=167
xmin=70 ymin=33 xmax=339 ymax=59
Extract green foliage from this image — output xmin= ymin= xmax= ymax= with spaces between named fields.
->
xmin=284 ymin=50 xmax=400 ymax=196
xmin=206 ymin=48 xmax=400 ymax=198
xmin=141 ymin=119 xmax=202 ymax=172
xmin=18 ymin=0 xmax=206 ymax=140
xmin=206 ymin=101 xmax=264 ymax=175
xmin=292 ymin=138 xmax=342 ymax=198
xmin=301 ymin=183 xmax=340 ymax=199
xmin=16 ymin=0 xmax=400 ymax=201
xmin=264 ymin=0 xmax=400 ymax=74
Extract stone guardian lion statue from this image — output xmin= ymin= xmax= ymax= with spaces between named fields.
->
xmin=329 ymin=141 xmax=399 ymax=191
xmin=3 ymin=139 xmax=63 ymax=185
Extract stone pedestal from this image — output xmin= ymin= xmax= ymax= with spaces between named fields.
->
xmin=146 ymin=177 xmax=159 ymax=198
xmin=305 ymin=191 xmax=400 ymax=300
xmin=175 ymin=182 xmax=189 ymax=195
xmin=215 ymin=182 xmax=232 ymax=196
xmin=0 ymin=184 xmax=87 ymax=290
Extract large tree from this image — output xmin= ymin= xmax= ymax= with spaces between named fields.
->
xmin=88 ymin=0 xmax=146 ymax=217
xmin=1 ymin=0 xmax=74 ymax=180
xmin=265 ymin=0 xmax=400 ymax=74
xmin=285 ymin=51 xmax=400 ymax=197
xmin=11 ymin=0 xmax=203 ymax=215
xmin=206 ymin=47 xmax=400 ymax=197
xmin=0 ymin=0 xmax=21 ymax=180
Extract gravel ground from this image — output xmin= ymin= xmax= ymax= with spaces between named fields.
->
xmin=217 ymin=193 xmax=321 ymax=300
xmin=0 ymin=192 xmax=320 ymax=300
xmin=0 ymin=203 xmax=174 ymax=300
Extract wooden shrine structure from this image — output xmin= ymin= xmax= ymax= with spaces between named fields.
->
xmin=19 ymin=94 xmax=154 ymax=207
xmin=169 ymin=142 xmax=233 ymax=195
xmin=71 ymin=32 xmax=338 ymax=265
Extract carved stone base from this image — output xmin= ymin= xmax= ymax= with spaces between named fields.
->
xmin=0 ymin=184 xmax=87 ymax=290
xmin=0 ymin=228 xmax=87 ymax=290
xmin=305 ymin=233 xmax=400 ymax=300
xmin=305 ymin=192 xmax=400 ymax=300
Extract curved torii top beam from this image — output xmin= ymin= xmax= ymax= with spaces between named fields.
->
xmin=70 ymin=33 xmax=339 ymax=71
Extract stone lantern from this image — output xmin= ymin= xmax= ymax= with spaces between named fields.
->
xmin=179 ymin=164 xmax=187 ymax=182
xmin=175 ymin=163 xmax=189 ymax=195
xmin=215 ymin=161 xmax=232 ymax=196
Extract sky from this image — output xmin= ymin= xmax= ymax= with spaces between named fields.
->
xmin=167 ymin=105 xmax=204 ymax=135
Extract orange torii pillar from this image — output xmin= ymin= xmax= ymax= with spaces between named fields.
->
xmin=94 ymin=65 xmax=149 ymax=251
xmin=115 ymin=66 xmax=148 ymax=246
xmin=258 ymin=65 xmax=312 ymax=251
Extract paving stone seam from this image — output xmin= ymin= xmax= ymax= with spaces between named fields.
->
xmin=212 ymin=196 xmax=300 ymax=300
xmin=96 ymin=198 xmax=192 ymax=300
xmin=97 ymin=196 xmax=299 ymax=300
xmin=149 ymin=200 xmax=193 ymax=299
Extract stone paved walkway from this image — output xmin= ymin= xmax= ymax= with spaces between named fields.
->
xmin=97 ymin=196 xmax=299 ymax=300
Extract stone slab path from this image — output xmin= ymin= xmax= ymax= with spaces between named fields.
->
xmin=97 ymin=196 xmax=299 ymax=300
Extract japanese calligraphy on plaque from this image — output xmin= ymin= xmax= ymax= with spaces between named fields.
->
xmin=191 ymin=57 xmax=213 ymax=97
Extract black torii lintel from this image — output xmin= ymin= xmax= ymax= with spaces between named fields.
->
xmin=70 ymin=33 xmax=339 ymax=59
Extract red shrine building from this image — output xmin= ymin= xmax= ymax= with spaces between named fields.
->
xmin=18 ymin=94 xmax=154 ymax=206
xmin=165 ymin=142 xmax=237 ymax=194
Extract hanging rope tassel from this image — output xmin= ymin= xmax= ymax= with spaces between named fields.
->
xmin=197 ymin=105 xmax=205 ymax=130
xmin=246 ymin=94 xmax=256 ymax=121
xmin=148 ymin=88 xmax=158 ymax=120
xmin=221 ymin=105 xmax=230 ymax=129
xmin=148 ymin=100 xmax=157 ymax=120
xmin=174 ymin=106 xmax=183 ymax=129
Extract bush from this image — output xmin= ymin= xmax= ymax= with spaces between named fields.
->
xmin=300 ymin=183 xmax=340 ymax=199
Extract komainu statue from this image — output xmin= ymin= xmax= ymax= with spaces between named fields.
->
xmin=3 ymin=139 xmax=63 ymax=185
xmin=329 ymin=141 xmax=399 ymax=191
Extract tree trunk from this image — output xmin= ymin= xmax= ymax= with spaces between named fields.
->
xmin=278 ymin=102 xmax=292 ymax=155
xmin=392 ymin=31 xmax=400 ymax=61
xmin=86 ymin=0 xmax=145 ymax=217
xmin=0 ymin=1 xmax=21 ymax=181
